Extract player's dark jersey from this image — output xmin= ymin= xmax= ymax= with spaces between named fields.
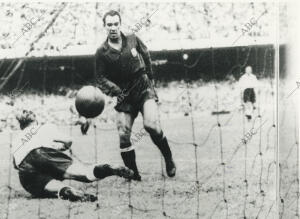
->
xmin=94 ymin=32 xmax=153 ymax=97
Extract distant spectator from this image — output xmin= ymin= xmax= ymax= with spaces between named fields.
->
xmin=238 ymin=65 xmax=259 ymax=120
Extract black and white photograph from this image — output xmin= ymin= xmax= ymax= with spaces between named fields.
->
xmin=0 ymin=1 xmax=299 ymax=218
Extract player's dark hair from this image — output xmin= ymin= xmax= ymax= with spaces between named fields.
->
xmin=102 ymin=10 xmax=121 ymax=25
xmin=16 ymin=110 xmax=36 ymax=130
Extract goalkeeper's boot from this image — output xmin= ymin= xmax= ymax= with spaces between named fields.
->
xmin=59 ymin=187 xmax=97 ymax=202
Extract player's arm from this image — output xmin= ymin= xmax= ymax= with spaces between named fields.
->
xmin=238 ymin=76 xmax=245 ymax=104
xmin=51 ymin=141 xmax=71 ymax=151
xmin=240 ymin=89 xmax=244 ymax=104
xmin=94 ymin=49 xmax=122 ymax=97
xmin=53 ymin=140 xmax=72 ymax=150
xmin=136 ymin=36 xmax=154 ymax=81
xmin=53 ymin=135 xmax=72 ymax=151
xmin=253 ymin=75 xmax=260 ymax=95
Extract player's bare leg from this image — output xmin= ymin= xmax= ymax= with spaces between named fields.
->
xmin=116 ymin=112 xmax=141 ymax=181
xmin=141 ymin=99 xmax=176 ymax=177
xmin=17 ymin=152 xmax=133 ymax=202
xmin=43 ymin=161 xmax=134 ymax=202
xmin=245 ymin=101 xmax=253 ymax=120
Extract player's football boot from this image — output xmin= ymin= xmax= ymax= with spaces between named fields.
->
xmin=59 ymin=187 xmax=97 ymax=202
xmin=81 ymin=193 xmax=98 ymax=202
xmin=166 ymin=158 xmax=176 ymax=177
xmin=94 ymin=164 xmax=134 ymax=180
xmin=110 ymin=165 xmax=135 ymax=180
xmin=131 ymin=173 xmax=142 ymax=181
xmin=125 ymin=173 xmax=141 ymax=182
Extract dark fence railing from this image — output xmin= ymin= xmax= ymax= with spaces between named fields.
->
xmin=0 ymin=44 xmax=285 ymax=93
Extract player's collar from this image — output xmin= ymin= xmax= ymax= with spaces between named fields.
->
xmin=103 ymin=32 xmax=127 ymax=51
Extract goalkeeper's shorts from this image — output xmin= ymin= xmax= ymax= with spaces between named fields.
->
xmin=115 ymin=73 xmax=158 ymax=118
xmin=17 ymin=147 xmax=73 ymax=197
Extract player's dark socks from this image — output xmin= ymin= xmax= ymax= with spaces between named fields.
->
xmin=120 ymin=150 xmax=141 ymax=180
xmin=58 ymin=186 xmax=97 ymax=202
xmin=165 ymin=158 xmax=176 ymax=177
xmin=150 ymin=132 xmax=172 ymax=160
xmin=150 ymin=132 xmax=176 ymax=177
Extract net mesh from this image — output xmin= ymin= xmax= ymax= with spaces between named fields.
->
xmin=0 ymin=2 xmax=298 ymax=219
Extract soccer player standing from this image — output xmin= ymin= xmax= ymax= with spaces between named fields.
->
xmin=94 ymin=10 xmax=176 ymax=181
xmin=238 ymin=66 xmax=259 ymax=120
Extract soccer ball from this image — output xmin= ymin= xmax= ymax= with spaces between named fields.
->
xmin=75 ymin=86 xmax=105 ymax=118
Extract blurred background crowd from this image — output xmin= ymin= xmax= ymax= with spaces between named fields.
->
xmin=0 ymin=2 xmax=286 ymax=57
xmin=0 ymin=2 xmax=280 ymax=132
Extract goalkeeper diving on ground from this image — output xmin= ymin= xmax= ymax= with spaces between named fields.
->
xmin=12 ymin=110 xmax=134 ymax=202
